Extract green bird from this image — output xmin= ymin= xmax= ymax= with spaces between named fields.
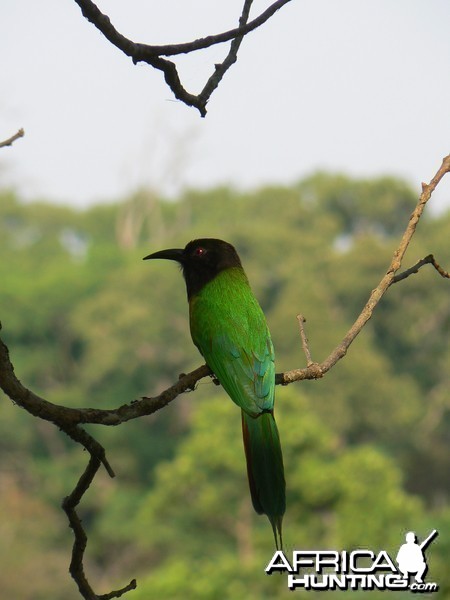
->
xmin=144 ymin=238 xmax=285 ymax=548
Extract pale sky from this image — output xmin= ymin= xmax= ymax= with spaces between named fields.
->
xmin=2 ymin=1 xmax=450 ymax=210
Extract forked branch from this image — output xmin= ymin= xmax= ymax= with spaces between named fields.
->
xmin=393 ymin=254 xmax=450 ymax=283
xmin=73 ymin=0 xmax=291 ymax=115
xmin=62 ymin=450 xmax=137 ymax=600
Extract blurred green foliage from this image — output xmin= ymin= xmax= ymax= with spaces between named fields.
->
xmin=0 ymin=174 xmax=449 ymax=598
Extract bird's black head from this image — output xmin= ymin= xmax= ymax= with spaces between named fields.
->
xmin=143 ymin=238 xmax=243 ymax=299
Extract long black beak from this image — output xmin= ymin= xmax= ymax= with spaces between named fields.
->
xmin=143 ymin=248 xmax=185 ymax=262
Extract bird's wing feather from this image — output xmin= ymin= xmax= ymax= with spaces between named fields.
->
xmin=189 ymin=269 xmax=275 ymax=416
xmin=198 ymin=324 xmax=275 ymax=417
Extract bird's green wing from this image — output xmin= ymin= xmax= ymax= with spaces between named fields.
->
xmin=190 ymin=290 xmax=275 ymax=416
xmin=207 ymin=332 xmax=274 ymax=416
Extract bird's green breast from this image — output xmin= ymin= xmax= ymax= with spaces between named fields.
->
xmin=189 ymin=267 xmax=265 ymax=347
xmin=189 ymin=267 xmax=275 ymax=415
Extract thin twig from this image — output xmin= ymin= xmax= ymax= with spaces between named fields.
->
xmin=65 ymin=425 xmax=116 ymax=478
xmin=0 ymin=128 xmax=24 ymax=148
xmin=296 ymin=315 xmax=314 ymax=367
xmin=198 ymin=0 xmax=253 ymax=109
xmin=393 ymin=254 xmax=450 ymax=283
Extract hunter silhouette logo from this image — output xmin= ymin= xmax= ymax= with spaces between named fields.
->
xmin=265 ymin=529 xmax=439 ymax=593
xmin=396 ymin=530 xmax=438 ymax=584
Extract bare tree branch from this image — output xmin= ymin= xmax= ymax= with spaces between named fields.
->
xmin=63 ymin=453 xmax=137 ymax=600
xmin=63 ymin=455 xmax=105 ymax=600
xmin=278 ymin=153 xmax=450 ymax=384
xmin=73 ymin=0 xmax=290 ymax=57
xmin=72 ymin=0 xmax=291 ymax=115
xmin=0 ymin=128 xmax=24 ymax=148
xmin=0 ymin=154 xmax=449 ymax=598
xmin=0 ymin=334 xmax=211 ymax=427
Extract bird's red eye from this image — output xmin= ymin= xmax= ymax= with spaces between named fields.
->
xmin=194 ymin=247 xmax=206 ymax=257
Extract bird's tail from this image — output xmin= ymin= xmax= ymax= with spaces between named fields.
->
xmin=241 ymin=409 xmax=286 ymax=550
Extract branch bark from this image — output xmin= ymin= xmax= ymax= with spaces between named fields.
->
xmin=73 ymin=0 xmax=291 ymax=116
xmin=0 ymin=154 xmax=449 ymax=598
xmin=392 ymin=253 xmax=450 ymax=283
xmin=279 ymin=153 xmax=450 ymax=384
xmin=0 ymin=128 xmax=24 ymax=148
xmin=62 ymin=453 xmax=136 ymax=600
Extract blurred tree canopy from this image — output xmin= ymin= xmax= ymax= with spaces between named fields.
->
xmin=0 ymin=173 xmax=449 ymax=598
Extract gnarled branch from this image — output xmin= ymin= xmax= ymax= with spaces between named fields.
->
xmin=62 ymin=452 xmax=136 ymax=600
xmin=73 ymin=0 xmax=291 ymax=116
